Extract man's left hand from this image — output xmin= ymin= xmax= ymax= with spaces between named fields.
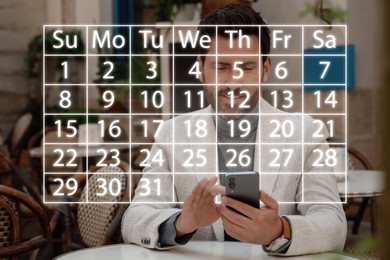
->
xmin=220 ymin=190 xmax=283 ymax=245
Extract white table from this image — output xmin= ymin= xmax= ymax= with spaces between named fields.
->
xmin=54 ymin=241 xmax=358 ymax=260
xmin=337 ymin=170 xmax=384 ymax=234
xmin=337 ymin=170 xmax=384 ymax=198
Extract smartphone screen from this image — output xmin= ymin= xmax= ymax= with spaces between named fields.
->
xmin=225 ymin=171 xmax=260 ymax=209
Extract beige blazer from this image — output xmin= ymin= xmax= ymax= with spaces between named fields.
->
xmin=122 ymin=100 xmax=347 ymax=256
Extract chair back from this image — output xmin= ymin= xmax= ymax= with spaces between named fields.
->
xmin=4 ymin=113 xmax=32 ymax=166
xmin=0 ymin=195 xmax=19 ymax=260
xmin=11 ymin=113 xmax=32 ymax=151
xmin=77 ymin=162 xmax=129 ymax=247
xmin=330 ymin=144 xmax=373 ymax=171
xmin=346 ymin=146 xmax=373 ymax=170
xmin=0 ymin=185 xmax=51 ymax=259
xmin=0 ymin=151 xmax=12 ymax=187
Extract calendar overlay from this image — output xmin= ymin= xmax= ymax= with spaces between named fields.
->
xmin=43 ymin=25 xmax=347 ymax=204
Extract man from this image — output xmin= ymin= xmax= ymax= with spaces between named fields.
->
xmin=122 ymin=5 xmax=347 ymax=256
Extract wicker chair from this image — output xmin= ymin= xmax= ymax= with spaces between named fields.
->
xmin=0 ymin=185 xmax=52 ymax=259
xmin=77 ymin=160 xmax=132 ymax=247
xmin=5 ymin=113 xmax=33 ymax=166
xmin=50 ymin=160 xmax=138 ymax=253
xmin=0 ymin=152 xmax=47 ymax=215
xmin=27 ymin=127 xmax=78 ymax=195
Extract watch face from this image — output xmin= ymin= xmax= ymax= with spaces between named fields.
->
xmin=266 ymin=236 xmax=290 ymax=252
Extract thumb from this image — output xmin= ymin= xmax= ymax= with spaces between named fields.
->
xmin=260 ymin=190 xmax=278 ymax=210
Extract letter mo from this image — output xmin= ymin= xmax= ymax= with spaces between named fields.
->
xmin=92 ymin=30 xmax=126 ymax=49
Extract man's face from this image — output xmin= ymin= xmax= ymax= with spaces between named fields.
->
xmin=199 ymin=35 xmax=271 ymax=119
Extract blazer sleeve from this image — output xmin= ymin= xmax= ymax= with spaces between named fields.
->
xmin=282 ymin=116 xmax=347 ymax=256
xmin=121 ymin=121 xmax=182 ymax=249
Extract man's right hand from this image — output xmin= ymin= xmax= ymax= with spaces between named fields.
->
xmin=174 ymin=176 xmax=224 ymax=237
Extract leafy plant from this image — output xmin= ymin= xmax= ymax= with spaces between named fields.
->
xmin=156 ymin=0 xmax=200 ymax=21
xmin=299 ymin=0 xmax=348 ymax=25
xmin=26 ymin=30 xmax=85 ymax=77
xmin=352 ymin=236 xmax=377 ymax=258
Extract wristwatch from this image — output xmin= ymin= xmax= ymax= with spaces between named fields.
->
xmin=265 ymin=217 xmax=291 ymax=252
xmin=280 ymin=216 xmax=291 ymax=240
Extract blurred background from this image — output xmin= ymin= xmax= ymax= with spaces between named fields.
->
xmin=0 ymin=0 xmax=388 ymax=259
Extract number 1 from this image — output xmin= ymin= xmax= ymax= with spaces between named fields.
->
xmin=61 ymin=61 xmax=68 ymax=80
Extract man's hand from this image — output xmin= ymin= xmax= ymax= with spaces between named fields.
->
xmin=175 ymin=176 xmax=224 ymax=237
xmin=220 ymin=190 xmax=283 ymax=245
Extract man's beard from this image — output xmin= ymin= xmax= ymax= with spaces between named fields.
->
xmin=204 ymin=86 xmax=259 ymax=120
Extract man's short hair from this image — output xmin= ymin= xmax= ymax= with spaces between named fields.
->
xmin=197 ymin=4 xmax=270 ymax=63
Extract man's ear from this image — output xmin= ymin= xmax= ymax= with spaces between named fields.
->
xmin=261 ymin=57 xmax=271 ymax=83
xmin=197 ymin=56 xmax=204 ymax=83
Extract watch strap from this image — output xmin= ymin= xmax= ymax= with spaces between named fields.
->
xmin=280 ymin=216 xmax=291 ymax=240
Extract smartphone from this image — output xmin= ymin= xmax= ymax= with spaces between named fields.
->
xmin=225 ymin=171 xmax=260 ymax=209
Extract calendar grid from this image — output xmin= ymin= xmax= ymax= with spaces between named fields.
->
xmin=44 ymin=112 xmax=347 ymax=116
xmin=85 ymin=25 xmax=89 ymax=203
xmin=344 ymin=26 xmax=348 ymax=203
xmin=129 ymin=25 xmax=133 ymax=202
xmin=42 ymin=142 xmax=347 ymax=146
xmin=41 ymin=83 xmax=348 ymax=87
xmin=215 ymin=26 xmax=219 ymax=192
xmin=72 ymin=53 xmax=345 ymax=57
xmin=42 ymin=25 xmax=46 ymax=203
xmin=44 ymin=171 xmax=338 ymax=176
xmin=40 ymin=201 xmax=346 ymax=205
xmin=42 ymin=24 xmax=348 ymax=28
xmin=42 ymin=24 xmax=347 ymax=204
xmin=172 ymin=27 xmax=176 ymax=203
xmin=258 ymin=25 xmax=262 ymax=193
xmin=43 ymin=53 xmax=347 ymax=57
xmin=42 ymin=83 xmax=347 ymax=87
xmin=301 ymin=26 xmax=305 ymax=202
